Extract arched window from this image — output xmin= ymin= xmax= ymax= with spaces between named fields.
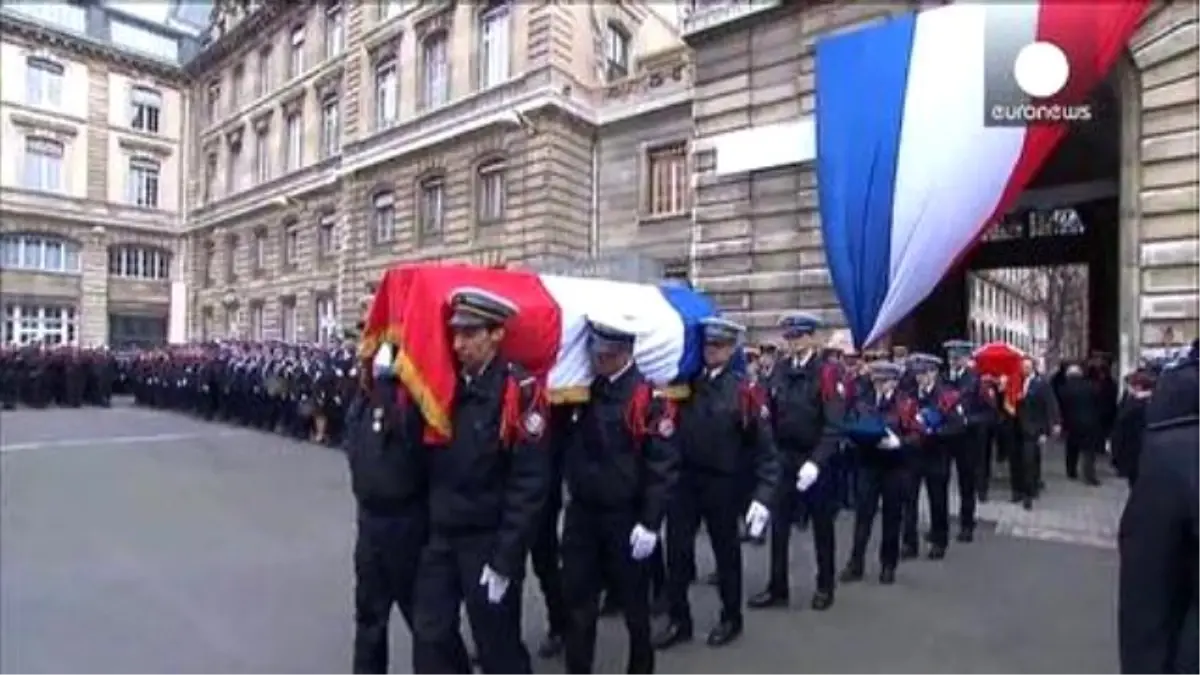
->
xmin=0 ymin=234 xmax=80 ymax=273
xmin=108 ymin=245 xmax=171 ymax=280
xmin=475 ymin=157 xmax=506 ymax=225
xmin=421 ymin=31 xmax=449 ymax=108
xmin=477 ymin=1 xmax=510 ymax=88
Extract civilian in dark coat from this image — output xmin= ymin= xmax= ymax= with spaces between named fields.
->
xmin=1059 ymin=362 xmax=1105 ymax=485
xmin=1110 ymin=371 xmax=1154 ymax=486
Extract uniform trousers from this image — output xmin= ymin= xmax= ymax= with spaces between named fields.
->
xmin=902 ymin=442 xmax=951 ymax=549
xmin=664 ymin=469 xmax=743 ymax=628
xmin=849 ymin=455 xmax=906 ymax=569
xmin=412 ymin=530 xmax=528 ymax=674
xmin=948 ymin=428 xmax=982 ymax=531
xmin=561 ymin=503 xmax=654 ymax=674
xmin=767 ymin=450 xmax=838 ymax=595
xmin=353 ymin=503 xmax=428 ymax=674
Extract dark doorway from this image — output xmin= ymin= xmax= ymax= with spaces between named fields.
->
xmin=109 ymin=313 xmax=167 ymax=348
xmin=891 ymin=76 xmax=1121 ymax=363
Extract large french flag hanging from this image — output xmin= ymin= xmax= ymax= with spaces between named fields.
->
xmin=815 ymin=1 xmax=1148 ymax=348
xmin=361 ymin=264 xmax=717 ymax=443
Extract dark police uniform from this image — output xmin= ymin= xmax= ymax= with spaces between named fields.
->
xmin=1118 ymin=351 xmax=1198 ymax=674
xmin=841 ymin=361 xmax=918 ymax=585
xmin=411 ymin=289 xmax=551 ymax=675
xmin=656 ymin=318 xmax=778 ymax=651
xmin=751 ymin=312 xmax=845 ymax=611
xmin=346 ymin=348 xmax=429 ymax=674
xmin=560 ymin=317 xmax=679 ymax=675
xmin=942 ymin=340 xmax=988 ymax=542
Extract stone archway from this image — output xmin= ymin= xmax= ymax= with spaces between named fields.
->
xmin=1119 ymin=3 xmax=1199 ymax=375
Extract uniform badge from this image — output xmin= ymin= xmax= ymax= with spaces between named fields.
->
xmin=657 ymin=417 xmax=675 ymax=438
xmin=524 ymin=411 xmax=545 ymax=437
xmin=371 ymin=407 xmax=383 ymax=433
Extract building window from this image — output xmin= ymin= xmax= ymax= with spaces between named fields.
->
xmin=0 ymin=234 xmax=81 ymax=274
xmin=478 ymin=2 xmax=510 ymax=89
xmin=2 ymin=304 xmax=77 ymax=346
xmin=204 ymin=152 xmax=217 ymax=202
xmin=289 ymin=25 xmax=306 ymax=78
xmin=320 ymin=94 xmax=340 ymax=158
xmin=475 ymin=158 xmax=505 ymax=225
xmin=315 ymin=294 xmax=337 ymax=343
xmin=249 ymin=302 xmax=264 ymax=340
xmin=252 ymin=229 xmax=267 ymax=275
xmin=128 ymin=157 xmax=160 ymax=208
xmin=129 ymin=86 xmax=162 ymax=133
xmin=605 ymin=22 xmax=630 ymax=81
xmin=280 ymin=297 xmax=297 ymax=342
xmin=421 ymin=32 xmax=449 ymax=108
xmin=108 ymin=314 xmax=167 ymax=348
xmin=285 ymin=111 xmax=303 ymax=171
xmin=282 ymin=220 xmax=300 ymax=267
xmin=375 ymin=57 xmax=398 ymax=129
xmin=226 ymin=140 xmax=243 ymax=194
xmin=202 ymin=240 xmax=215 ymax=287
xmin=317 ymin=212 xmax=338 ymax=260
xmin=201 ymin=307 xmax=213 ymax=341
xmin=372 ymin=191 xmax=396 ymax=245
xmin=108 ymin=245 xmax=170 ymax=280
xmin=230 ymin=63 xmax=245 ymax=110
xmin=255 ymin=47 xmax=272 ymax=97
xmin=22 ymin=137 xmax=64 ymax=192
xmin=379 ymin=0 xmax=406 ymax=20
xmin=206 ymin=81 xmax=220 ymax=123
xmin=26 ymin=57 xmax=64 ymax=107
xmin=225 ymin=235 xmax=238 ymax=282
xmin=646 ymin=143 xmax=688 ymax=216
xmin=253 ymin=126 xmax=270 ymax=184
xmin=418 ymin=176 xmax=445 ymax=241
xmin=325 ymin=1 xmax=345 ymax=58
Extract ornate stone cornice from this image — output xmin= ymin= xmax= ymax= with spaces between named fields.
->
xmin=0 ymin=10 xmax=187 ymax=83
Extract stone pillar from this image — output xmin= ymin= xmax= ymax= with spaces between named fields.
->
xmin=80 ymin=226 xmax=109 ymax=346
xmin=169 ymin=236 xmax=189 ymax=343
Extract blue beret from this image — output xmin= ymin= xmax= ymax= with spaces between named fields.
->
xmin=700 ymin=316 xmax=745 ymax=344
xmin=942 ymin=339 xmax=974 ymax=354
xmin=869 ymin=361 xmax=903 ymax=380
xmin=778 ymin=312 xmax=823 ymax=338
xmin=448 ymin=287 xmax=518 ymax=328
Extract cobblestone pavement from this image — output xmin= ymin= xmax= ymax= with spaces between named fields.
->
xmin=2 ymin=405 xmax=1122 ymax=674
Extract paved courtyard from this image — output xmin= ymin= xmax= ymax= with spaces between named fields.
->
xmin=2 ymin=403 xmax=1125 ymax=674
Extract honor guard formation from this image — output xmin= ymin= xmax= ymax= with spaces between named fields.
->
xmin=6 ymin=294 xmax=1196 ymax=675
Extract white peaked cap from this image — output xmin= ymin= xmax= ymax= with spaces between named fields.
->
xmin=373 ymin=342 xmax=394 ymax=369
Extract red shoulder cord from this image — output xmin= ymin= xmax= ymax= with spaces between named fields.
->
xmin=937 ymin=388 xmax=961 ymax=413
xmin=499 ymin=375 xmax=548 ymax=447
xmin=738 ymin=380 xmax=763 ymax=429
xmin=625 ymin=382 xmax=652 ymax=446
xmin=819 ymin=362 xmax=842 ymax=402
xmin=897 ymin=395 xmax=919 ymax=434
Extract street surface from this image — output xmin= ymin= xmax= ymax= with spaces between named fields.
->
xmin=1 ymin=403 xmax=1125 ymax=674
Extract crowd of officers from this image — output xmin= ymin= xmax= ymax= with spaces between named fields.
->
xmin=16 ymin=288 xmax=1188 ymax=675
xmin=0 ymin=344 xmax=117 ymax=409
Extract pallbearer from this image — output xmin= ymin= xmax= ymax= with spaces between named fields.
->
xmin=655 ymin=317 xmax=778 ymax=651
xmin=840 ymin=360 xmax=918 ymax=585
xmin=411 ymin=288 xmax=550 ymax=675
xmin=561 ymin=316 xmax=679 ymax=675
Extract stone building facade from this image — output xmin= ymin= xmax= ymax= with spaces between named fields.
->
xmin=0 ymin=2 xmax=200 ymax=347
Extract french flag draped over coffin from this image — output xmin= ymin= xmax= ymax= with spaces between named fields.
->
xmin=361 ymin=264 xmax=717 ymax=443
xmin=814 ymin=1 xmax=1148 ymax=348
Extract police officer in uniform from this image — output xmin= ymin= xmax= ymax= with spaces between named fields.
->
xmin=750 ymin=312 xmax=846 ymax=612
xmin=346 ymin=341 xmax=429 ymax=674
xmin=411 ymin=288 xmax=550 ymax=675
xmin=900 ymin=353 xmax=964 ymax=560
xmin=655 ymin=318 xmax=778 ymax=650
xmin=560 ymin=315 xmax=679 ymax=675
xmin=942 ymin=340 xmax=986 ymax=542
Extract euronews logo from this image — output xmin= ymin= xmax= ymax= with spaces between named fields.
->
xmin=986 ymin=39 xmax=1094 ymax=127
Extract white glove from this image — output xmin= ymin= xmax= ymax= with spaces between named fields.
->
xmin=629 ymin=524 xmax=658 ymax=561
xmin=878 ymin=429 xmax=901 ymax=450
xmin=796 ymin=461 xmax=820 ymax=492
xmin=478 ymin=565 xmax=510 ymax=604
xmin=744 ymin=500 xmax=771 ymax=539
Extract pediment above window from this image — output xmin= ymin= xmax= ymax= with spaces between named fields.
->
xmin=118 ymin=135 xmax=173 ymax=157
xmin=10 ymin=113 xmax=78 ymax=139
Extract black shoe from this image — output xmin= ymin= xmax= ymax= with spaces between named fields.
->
xmin=879 ymin=567 xmax=896 ymax=585
xmin=810 ymin=590 xmax=834 ymax=611
xmin=978 ymin=490 xmax=989 ymax=503
xmin=1022 ymin=497 xmax=1033 ymax=510
xmin=706 ymin=619 xmax=742 ymax=647
xmin=1010 ymin=494 xmax=1023 ymax=503
xmin=536 ymin=633 xmax=564 ymax=659
xmin=927 ymin=545 xmax=946 ymax=560
xmin=1085 ymin=478 xmax=1100 ymax=487
xmin=599 ymin=594 xmax=621 ymax=616
xmin=748 ymin=590 xmax=788 ymax=609
xmin=839 ymin=563 xmax=864 ymax=583
xmin=956 ymin=529 xmax=974 ymax=544
xmin=652 ymin=621 xmax=692 ymax=650
xmin=900 ymin=545 xmax=919 ymax=560
xmin=702 ymin=571 xmax=720 ymax=586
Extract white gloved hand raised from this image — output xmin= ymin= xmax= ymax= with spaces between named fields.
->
xmin=796 ymin=461 xmax=820 ymax=492
xmin=877 ymin=429 xmax=901 ymax=450
xmin=629 ymin=523 xmax=659 ymax=561
xmin=478 ymin=565 xmax=510 ymax=604
xmin=744 ymin=500 xmax=771 ymax=539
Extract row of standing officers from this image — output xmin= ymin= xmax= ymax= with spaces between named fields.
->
xmin=340 ymin=286 xmax=1065 ymax=675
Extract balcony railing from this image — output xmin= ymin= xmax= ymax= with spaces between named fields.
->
xmin=681 ymin=0 xmax=782 ymax=37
